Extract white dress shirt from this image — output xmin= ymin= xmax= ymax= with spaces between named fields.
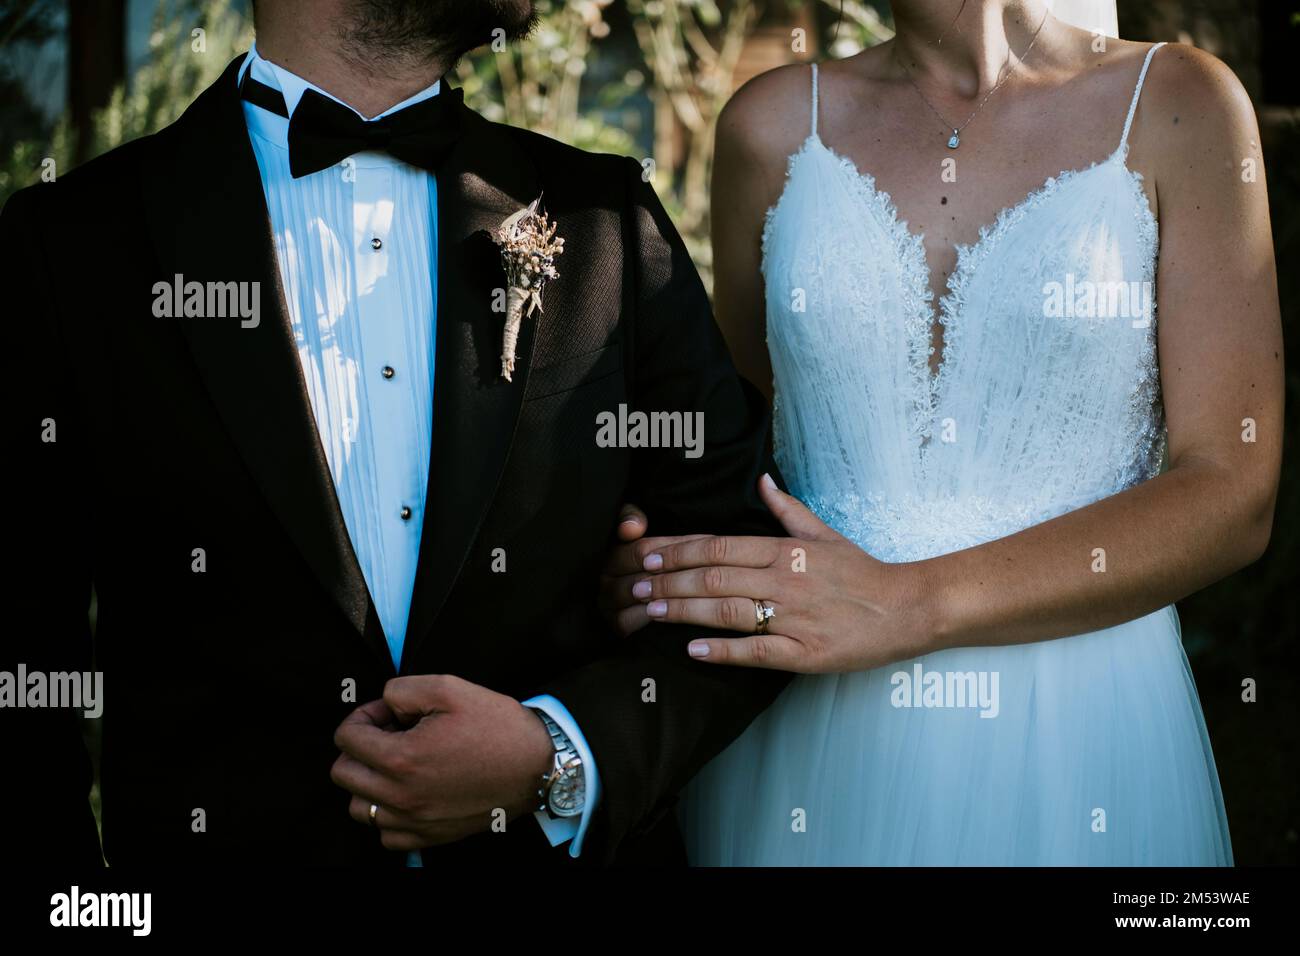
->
xmin=237 ymin=43 xmax=598 ymax=858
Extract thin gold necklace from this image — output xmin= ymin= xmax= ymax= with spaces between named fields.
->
xmin=896 ymin=10 xmax=1049 ymax=150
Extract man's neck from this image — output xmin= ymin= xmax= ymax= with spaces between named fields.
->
xmin=255 ymin=3 xmax=449 ymax=119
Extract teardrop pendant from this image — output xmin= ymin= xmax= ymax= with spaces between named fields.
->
xmin=947 ymin=129 xmax=960 ymax=149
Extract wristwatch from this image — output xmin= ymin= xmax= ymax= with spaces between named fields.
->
xmin=534 ymin=709 xmax=586 ymax=819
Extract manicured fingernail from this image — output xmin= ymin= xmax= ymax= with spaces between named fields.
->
xmin=632 ymin=580 xmax=652 ymax=599
xmin=688 ymin=642 xmax=710 ymax=658
xmin=647 ymin=600 xmax=668 ymax=617
xmin=761 ymin=472 xmax=777 ymax=491
xmin=643 ymin=553 xmax=663 ymax=571
xmin=620 ymin=516 xmax=640 ymax=526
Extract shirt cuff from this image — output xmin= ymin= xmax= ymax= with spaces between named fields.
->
xmin=522 ymin=694 xmax=601 ymax=858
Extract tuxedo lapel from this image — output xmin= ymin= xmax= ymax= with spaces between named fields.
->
xmin=141 ymin=55 xmax=391 ymax=671
xmin=400 ymin=105 xmax=545 ymax=670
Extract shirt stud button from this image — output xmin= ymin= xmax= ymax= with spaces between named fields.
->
xmin=400 ymin=506 xmax=412 ymax=521
xmin=371 ymin=237 xmax=383 ymax=250
xmin=381 ymin=365 xmax=395 ymax=379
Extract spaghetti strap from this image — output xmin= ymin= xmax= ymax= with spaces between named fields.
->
xmin=1118 ymin=42 xmax=1166 ymax=153
xmin=810 ymin=62 xmax=820 ymax=138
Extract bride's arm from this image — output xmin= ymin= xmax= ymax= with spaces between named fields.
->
xmin=710 ymin=66 xmax=811 ymax=403
xmin=611 ymin=48 xmax=1282 ymax=673
xmin=922 ymin=46 xmax=1282 ymax=651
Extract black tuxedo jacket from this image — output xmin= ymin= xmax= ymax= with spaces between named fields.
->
xmin=1 ymin=55 xmax=790 ymax=866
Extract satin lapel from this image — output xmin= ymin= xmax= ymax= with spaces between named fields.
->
xmin=141 ymin=55 xmax=391 ymax=671
xmin=400 ymin=107 xmax=544 ymax=671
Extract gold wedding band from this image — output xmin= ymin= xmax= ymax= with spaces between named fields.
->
xmin=753 ymin=599 xmax=775 ymax=634
xmin=368 ymin=803 xmax=380 ymax=827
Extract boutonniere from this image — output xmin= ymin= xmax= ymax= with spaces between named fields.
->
xmin=492 ymin=195 xmax=564 ymax=381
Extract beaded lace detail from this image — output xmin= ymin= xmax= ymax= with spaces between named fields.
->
xmin=761 ymin=46 xmax=1167 ymax=559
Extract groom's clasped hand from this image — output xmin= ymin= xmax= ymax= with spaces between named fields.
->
xmin=330 ymin=675 xmax=555 ymax=851
xmin=601 ymin=474 xmax=937 ymax=674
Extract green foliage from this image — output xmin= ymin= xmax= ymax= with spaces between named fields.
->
xmin=0 ymin=130 xmax=66 ymax=200
xmin=0 ymin=0 xmax=60 ymax=48
xmin=819 ymin=0 xmax=895 ymax=55
xmin=90 ymin=0 xmax=253 ymax=155
xmin=1 ymin=0 xmax=251 ymax=203
xmin=457 ymin=0 xmax=635 ymax=156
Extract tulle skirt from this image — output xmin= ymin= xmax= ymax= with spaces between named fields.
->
xmin=680 ymin=604 xmax=1232 ymax=865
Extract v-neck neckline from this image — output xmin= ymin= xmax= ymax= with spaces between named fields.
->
xmin=762 ymin=133 xmax=1157 ymax=447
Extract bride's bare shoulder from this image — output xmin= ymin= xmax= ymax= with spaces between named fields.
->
xmin=1138 ymin=41 xmax=1254 ymax=122
xmin=715 ymin=62 xmax=818 ymax=171
xmin=715 ymin=48 xmax=893 ymax=172
xmin=1125 ymin=42 xmax=1259 ymax=180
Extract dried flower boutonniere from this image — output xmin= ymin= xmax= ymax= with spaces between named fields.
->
xmin=491 ymin=196 xmax=564 ymax=382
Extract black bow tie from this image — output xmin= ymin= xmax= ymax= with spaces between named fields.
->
xmin=241 ymin=75 xmax=465 ymax=178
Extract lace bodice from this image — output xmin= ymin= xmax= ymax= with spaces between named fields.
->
xmin=762 ymin=45 xmax=1167 ymax=562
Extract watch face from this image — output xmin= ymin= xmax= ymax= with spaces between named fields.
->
xmin=548 ymin=759 xmax=585 ymax=817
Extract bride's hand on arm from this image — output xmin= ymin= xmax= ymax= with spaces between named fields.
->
xmin=600 ymin=475 xmax=938 ymax=673
xmin=598 ymin=503 xmax=711 ymax=637
xmin=603 ymin=50 xmax=1283 ymax=672
xmin=606 ymin=48 xmax=1283 ymax=670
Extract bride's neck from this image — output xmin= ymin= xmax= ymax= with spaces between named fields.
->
xmin=891 ymin=0 xmax=1053 ymax=98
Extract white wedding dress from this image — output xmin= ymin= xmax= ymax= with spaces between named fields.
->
xmin=681 ymin=44 xmax=1233 ymax=865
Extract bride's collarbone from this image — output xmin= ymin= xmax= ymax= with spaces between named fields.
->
xmin=813 ymin=45 xmax=1160 ymax=240
xmin=818 ymin=130 xmax=1141 ymax=257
